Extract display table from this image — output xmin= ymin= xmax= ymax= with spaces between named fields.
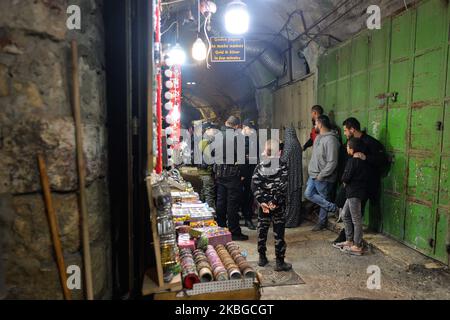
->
xmin=142 ymin=272 xmax=182 ymax=296
xmin=145 ymin=172 xmax=261 ymax=301
xmin=153 ymin=286 xmax=260 ymax=300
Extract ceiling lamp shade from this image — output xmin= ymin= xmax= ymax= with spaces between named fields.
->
xmin=225 ymin=0 xmax=249 ymax=35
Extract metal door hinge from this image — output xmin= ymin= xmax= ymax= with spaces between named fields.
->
xmin=436 ymin=121 xmax=443 ymax=131
xmin=132 ymin=117 xmax=139 ymax=135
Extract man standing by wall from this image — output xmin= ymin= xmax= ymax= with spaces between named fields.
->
xmin=303 ymin=105 xmax=324 ymax=151
xmin=305 ymin=115 xmax=340 ymax=231
xmin=215 ymin=116 xmax=249 ymax=241
xmin=333 ymin=117 xmax=388 ymax=243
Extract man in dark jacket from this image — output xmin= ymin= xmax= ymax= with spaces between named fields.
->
xmin=214 ymin=116 xmax=249 ymax=241
xmin=333 ymin=117 xmax=389 ymax=243
xmin=333 ymin=137 xmax=369 ymax=255
xmin=240 ymin=119 xmax=258 ymax=230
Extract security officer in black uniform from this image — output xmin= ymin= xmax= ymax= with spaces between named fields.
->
xmin=240 ymin=119 xmax=258 ymax=230
xmin=214 ymin=116 xmax=249 ymax=241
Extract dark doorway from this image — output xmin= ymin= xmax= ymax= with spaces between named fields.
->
xmin=104 ymin=0 xmax=152 ymax=299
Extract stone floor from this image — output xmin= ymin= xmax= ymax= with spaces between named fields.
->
xmin=235 ymin=221 xmax=450 ymax=300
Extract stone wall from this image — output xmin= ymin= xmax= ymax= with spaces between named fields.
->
xmin=0 ymin=0 xmax=111 ymax=299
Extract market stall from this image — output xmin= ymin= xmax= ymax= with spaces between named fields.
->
xmin=145 ymin=0 xmax=260 ymax=300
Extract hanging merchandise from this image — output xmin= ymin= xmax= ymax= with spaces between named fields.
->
xmin=161 ymin=62 xmax=182 ymax=169
xmin=152 ymin=180 xmax=180 ymax=282
xmin=154 ymin=0 xmax=163 ymax=173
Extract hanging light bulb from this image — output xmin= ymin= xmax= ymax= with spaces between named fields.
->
xmin=225 ymin=0 xmax=249 ymax=35
xmin=168 ymin=43 xmax=186 ymax=65
xmin=164 ymin=69 xmax=173 ymax=78
xmin=165 ymin=80 xmax=174 ymax=89
xmin=165 ymin=127 xmax=173 ymax=135
xmin=166 ymin=114 xmax=174 ymax=125
xmin=164 ymin=91 xmax=173 ymax=100
xmin=192 ymin=37 xmax=207 ymax=61
xmin=207 ymin=1 xmax=217 ymax=14
xmin=164 ymin=101 xmax=173 ymax=111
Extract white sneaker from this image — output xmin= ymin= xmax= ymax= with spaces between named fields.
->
xmin=336 ymin=208 xmax=344 ymax=223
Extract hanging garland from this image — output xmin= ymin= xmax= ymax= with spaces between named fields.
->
xmin=154 ymin=0 xmax=163 ymax=173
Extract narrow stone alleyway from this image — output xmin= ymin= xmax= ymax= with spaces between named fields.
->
xmin=236 ymin=222 xmax=450 ymax=300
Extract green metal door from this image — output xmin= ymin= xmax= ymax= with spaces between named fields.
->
xmin=383 ymin=8 xmax=414 ymax=240
xmin=367 ymin=22 xmax=391 ymax=228
xmin=368 ymin=0 xmax=448 ymax=260
xmin=405 ymin=0 xmax=447 ymax=256
xmin=316 ymin=0 xmax=450 ymax=264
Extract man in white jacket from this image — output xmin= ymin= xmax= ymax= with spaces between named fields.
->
xmin=305 ymin=115 xmax=340 ymax=231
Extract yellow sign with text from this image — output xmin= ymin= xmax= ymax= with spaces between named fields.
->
xmin=210 ymin=37 xmax=246 ymax=62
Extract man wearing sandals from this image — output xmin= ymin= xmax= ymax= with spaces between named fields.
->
xmin=333 ymin=137 xmax=369 ymax=255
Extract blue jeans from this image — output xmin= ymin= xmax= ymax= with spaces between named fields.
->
xmin=304 ymin=177 xmax=336 ymax=226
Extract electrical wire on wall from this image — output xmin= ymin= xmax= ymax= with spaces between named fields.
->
xmin=161 ymin=0 xmax=188 ymax=5
xmin=204 ymin=13 xmax=212 ymax=69
xmin=199 ymin=0 xmax=215 ymax=69
xmin=161 ymin=21 xmax=178 ymax=36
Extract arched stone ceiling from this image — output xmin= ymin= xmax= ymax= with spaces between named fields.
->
xmin=161 ymin=0 xmax=414 ymax=123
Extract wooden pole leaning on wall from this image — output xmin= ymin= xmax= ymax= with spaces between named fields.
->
xmin=71 ymin=40 xmax=94 ymax=300
xmin=37 ymin=154 xmax=72 ymax=300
